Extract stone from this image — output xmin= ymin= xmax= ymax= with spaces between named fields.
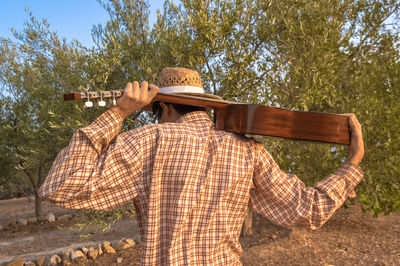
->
xmin=6 ymin=257 xmax=24 ymax=266
xmin=60 ymin=248 xmax=74 ymax=262
xmin=23 ymin=261 xmax=35 ymax=266
xmin=81 ymin=247 xmax=89 ymax=255
xmin=45 ymin=212 xmax=56 ymax=223
xmin=17 ymin=218 xmax=28 ymax=226
xmin=87 ymin=249 xmax=99 ymax=260
xmin=123 ymin=238 xmax=136 ymax=247
xmin=113 ymin=239 xmax=133 ymax=251
xmin=49 ymin=255 xmax=62 ymax=265
xmin=35 ymin=256 xmax=46 ymax=266
xmin=10 ymin=220 xmax=18 ymax=227
xmin=36 ymin=216 xmax=45 ymax=223
xmin=71 ymin=249 xmax=85 ymax=261
xmin=97 ymin=243 xmax=103 ymax=256
xmin=27 ymin=217 xmax=37 ymax=224
xmin=112 ymin=238 xmax=136 ymax=250
xmin=103 ymin=241 xmax=116 ymax=254
xmin=116 ymin=257 xmax=123 ymax=264
xmin=57 ymin=214 xmax=71 ymax=222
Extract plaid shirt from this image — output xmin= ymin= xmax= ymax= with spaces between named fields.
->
xmin=39 ymin=110 xmax=363 ymax=265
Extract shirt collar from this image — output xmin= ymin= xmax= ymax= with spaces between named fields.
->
xmin=176 ymin=111 xmax=213 ymax=125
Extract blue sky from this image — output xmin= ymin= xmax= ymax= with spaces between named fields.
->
xmin=0 ymin=0 xmax=165 ymax=47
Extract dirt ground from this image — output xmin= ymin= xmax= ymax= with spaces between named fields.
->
xmin=0 ymin=197 xmax=399 ymax=265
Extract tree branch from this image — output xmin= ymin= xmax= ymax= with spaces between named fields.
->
xmin=21 ymin=164 xmax=37 ymax=191
xmin=36 ymin=163 xmax=43 ymax=187
xmin=344 ymin=6 xmax=399 ymax=63
xmin=205 ymin=57 xmax=217 ymax=95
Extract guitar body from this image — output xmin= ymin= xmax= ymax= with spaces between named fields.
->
xmin=216 ymin=104 xmax=349 ymax=144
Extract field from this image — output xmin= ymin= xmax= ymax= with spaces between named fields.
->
xmin=0 ymin=197 xmax=399 ymax=265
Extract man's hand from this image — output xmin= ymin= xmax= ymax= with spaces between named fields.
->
xmin=342 ymin=113 xmax=364 ymax=165
xmin=111 ymin=81 xmax=159 ymax=119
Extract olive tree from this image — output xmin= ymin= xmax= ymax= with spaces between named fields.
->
xmin=0 ymin=12 xmax=100 ymax=217
xmin=150 ymin=0 xmax=400 ymax=217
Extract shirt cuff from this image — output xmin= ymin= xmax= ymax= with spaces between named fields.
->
xmin=80 ymin=109 xmax=124 ymax=153
xmin=334 ymin=162 xmax=364 ymax=188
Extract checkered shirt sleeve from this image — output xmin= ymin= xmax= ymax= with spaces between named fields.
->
xmin=250 ymin=142 xmax=364 ymax=229
xmin=39 ymin=109 xmax=142 ymax=210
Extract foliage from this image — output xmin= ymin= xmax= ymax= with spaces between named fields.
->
xmin=0 ymin=10 xmax=102 ymax=216
xmin=73 ymin=203 xmax=136 ymax=238
xmin=149 ymin=0 xmax=400 ymax=216
xmin=0 ymin=0 xmax=399 ymax=224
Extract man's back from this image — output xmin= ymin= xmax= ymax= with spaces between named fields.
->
xmin=127 ymin=111 xmax=256 ymax=264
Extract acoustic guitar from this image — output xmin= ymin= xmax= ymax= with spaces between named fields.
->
xmin=63 ymin=90 xmax=350 ymax=145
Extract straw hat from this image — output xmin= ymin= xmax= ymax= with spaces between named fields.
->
xmin=142 ymin=67 xmax=224 ymax=111
xmin=156 ymin=67 xmax=224 ymax=101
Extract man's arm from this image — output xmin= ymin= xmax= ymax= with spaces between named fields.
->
xmin=342 ymin=113 xmax=364 ymax=165
xmin=39 ymin=82 xmax=158 ymax=210
xmin=110 ymin=81 xmax=159 ymax=120
xmin=250 ymin=114 xmax=364 ymax=229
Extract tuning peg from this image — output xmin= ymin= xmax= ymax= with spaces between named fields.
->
xmin=112 ymin=91 xmax=117 ymax=106
xmin=98 ymin=92 xmax=106 ymax=107
xmin=84 ymin=92 xmax=93 ymax=108
xmin=85 ymin=101 xmax=93 ymax=108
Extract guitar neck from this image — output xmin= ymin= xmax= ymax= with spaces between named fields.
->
xmin=63 ymin=90 xmax=228 ymax=109
xmin=63 ymin=90 xmax=123 ymax=101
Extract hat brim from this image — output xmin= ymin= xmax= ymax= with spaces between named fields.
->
xmin=141 ymin=92 xmax=225 ymax=112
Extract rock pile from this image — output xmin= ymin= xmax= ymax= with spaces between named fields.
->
xmin=0 ymin=212 xmax=73 ymax=231
xmin=4 ymin=238 xmax=136 ymax=266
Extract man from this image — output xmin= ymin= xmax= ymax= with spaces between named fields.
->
xmin=39 ymin=67 xmax=364 ymax=265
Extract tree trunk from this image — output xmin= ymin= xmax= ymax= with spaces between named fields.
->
xmin=35 ymin=164 xmax=44 ymax=219
xmin=34 ymin=188 xmax=43 ymax=218
xmin=22 ymin=167 xmax=43 ymax=218
xmin=241 ymin=205 xmax=254 ymax=237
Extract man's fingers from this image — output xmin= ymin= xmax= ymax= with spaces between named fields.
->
xmin=124 ymin=81 xmax=139 ymax=98
xmin=148 ymin=84 xmax=159 ymax=99
xmin=125 ymin=82 xmax=133 ymax=95
xmin=121 ymin=81 xmax=158 ymax=107
xmin=114 ymin=81 xmax=155 ymax=118
xmin=341 ymin=113 xmax=361 ymax=131
xmin=341 ymin=113 xmax=356 ymax=124
xmin=131 ymin=81 xmax=140 ymax=98
xmin=140 ymin=81 xmax=148 ymax=88
xmin=139 ymin=82 xmax=159 ymax=104
xmin=140 ymin=81 xmax=148 ymax=95
xmin=341 ymin=113 xmax=353 ymax=116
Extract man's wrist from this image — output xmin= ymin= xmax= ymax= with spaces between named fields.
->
xmin=345 ymin=153 xmax=363 ymax=165
xmin=110 ymin=106 xmax=129 ymax=120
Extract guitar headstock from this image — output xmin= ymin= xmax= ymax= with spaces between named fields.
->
xmin=63 ymin=90 xmax=124 ymax=108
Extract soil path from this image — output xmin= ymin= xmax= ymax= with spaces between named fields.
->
xmin=0 ymin=197 xmax=76 ymax=225
xmin=0 ymin=217 xmax=139 ymax=263
xmin=0 ymin=197 xmax=399 ymax=265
